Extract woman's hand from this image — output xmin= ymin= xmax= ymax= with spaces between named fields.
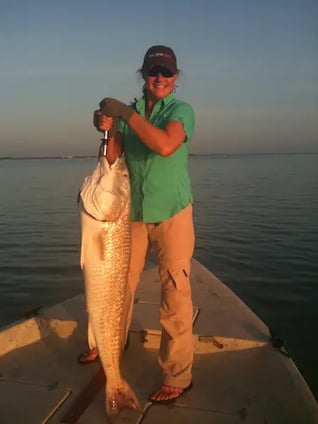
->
xmin=99 ymin=98 xmax=134 ymax=122
xmin=93 ymin=110 xmax=114 ymax=132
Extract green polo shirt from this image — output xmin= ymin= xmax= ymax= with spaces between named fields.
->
xmin=118 ymin=93 xmax=194 ymax=223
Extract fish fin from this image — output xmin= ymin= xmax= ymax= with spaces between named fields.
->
xmin=80 ymin=236 xmax=85 ymax=270
xmin=79 ymin=202 xmax=88 ymax=270
xmin=98 ymin=231 xmax=107 ymax=261
xmin=80 ymin=242 xmax=85 ymax=270
xmin=80 ymin=224 xmax=90 ymax=270
xmin=106 ymin=380 xmax=142 ymax=417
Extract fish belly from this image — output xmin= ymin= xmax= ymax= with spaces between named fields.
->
xmin=81 ymin=210 xmax=131 ymax=386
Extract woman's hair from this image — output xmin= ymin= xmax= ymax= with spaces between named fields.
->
xmin=136 ymin=68 xmax=147 ymax=96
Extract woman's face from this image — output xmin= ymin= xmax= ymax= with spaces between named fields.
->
xmin=144 ymin=66 xmax=178 ymax=101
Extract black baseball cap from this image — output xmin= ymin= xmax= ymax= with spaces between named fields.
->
xmin=142 ymin=45 xmax=178 ymax=74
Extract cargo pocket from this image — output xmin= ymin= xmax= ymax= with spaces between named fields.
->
xmin=168 ymin=263 xmax=191 ymax=292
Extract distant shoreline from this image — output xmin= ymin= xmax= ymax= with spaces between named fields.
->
xmin=0 ymin=156 xmax=96 ymax=160
xmin=0 ymin=152 xmax=317 ymax=160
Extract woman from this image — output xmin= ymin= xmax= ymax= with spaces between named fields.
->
xmin=81 ymin=45 xmax=195 ymax=403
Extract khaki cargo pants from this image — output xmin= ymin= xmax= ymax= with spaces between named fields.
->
xmin=88 ymin=204 xmax=195 ymax=388
xmin=128 ymin=204 xmax=195 ymax=388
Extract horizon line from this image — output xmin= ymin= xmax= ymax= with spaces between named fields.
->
xmin=0 ymin=151 xmax=318 ymax=160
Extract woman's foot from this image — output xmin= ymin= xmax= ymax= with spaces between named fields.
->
xmin=78 ymin=347 xmax=99 ymax=364
xmin=77 ymin=335 xmax=130 ymax=364
xmin=149 ymin=382 xmax=193 ymax=403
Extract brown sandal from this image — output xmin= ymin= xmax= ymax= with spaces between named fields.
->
xmin=149 ymin=381 xmax=193 ymax=403
xmin=78 ymin=347 xmax=99 ymax=364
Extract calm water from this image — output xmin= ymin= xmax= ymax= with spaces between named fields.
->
xmin=0 ymin=154 xmax=317 ymax=399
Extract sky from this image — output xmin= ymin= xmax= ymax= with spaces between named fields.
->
xmin=1 ymin=0 xmax=317 ymax=157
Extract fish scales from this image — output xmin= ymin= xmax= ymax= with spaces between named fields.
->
xmin=79 ymin=155 xmax=141 ymax=417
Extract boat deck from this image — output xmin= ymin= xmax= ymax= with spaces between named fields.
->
xmin=1 ymin=259 xmax=317 ymax=423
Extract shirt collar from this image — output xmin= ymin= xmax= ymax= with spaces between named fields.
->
xmin=135 ymin=93 xmax=175 ymax=115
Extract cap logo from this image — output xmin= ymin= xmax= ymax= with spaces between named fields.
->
xmin=148 ymin=53 xmax=172 ymax=59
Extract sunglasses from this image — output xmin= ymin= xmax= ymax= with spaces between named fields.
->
xmin=147 ymin=66 xmax=175 ymax=78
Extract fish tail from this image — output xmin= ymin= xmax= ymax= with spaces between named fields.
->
xmin=106 ymin=379 xmax=142 ymax=417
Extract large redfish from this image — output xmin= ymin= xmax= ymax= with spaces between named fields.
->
xmin=79 ymin=154 xmax=141 ymax=417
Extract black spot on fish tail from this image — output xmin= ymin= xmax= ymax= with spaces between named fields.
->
xmin=106 ymin=382 xmax=142 ymax=417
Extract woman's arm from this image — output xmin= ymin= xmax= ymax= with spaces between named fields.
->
xmin=94 ymin=110 xmax=124 ymax=163
xmin=105 ymin=132 xmax=124 ymax=164
xmin=126 ymin=113 xmax=185 ymax=157
xmin=99 ymin=98 xmax=186 ymax=157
